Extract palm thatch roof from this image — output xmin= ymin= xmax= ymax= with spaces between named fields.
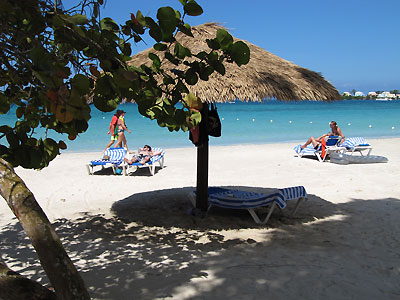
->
xmin=128 ymin=23 xmax=340 ymax=102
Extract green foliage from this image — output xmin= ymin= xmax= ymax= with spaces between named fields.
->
xmin=0 ymin=0 xmax=250 ymax=169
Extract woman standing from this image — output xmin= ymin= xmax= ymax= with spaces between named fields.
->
xmin=103 ymin=109 xmax=123 ymax=153
xmin=115 ymin=111 xmax=131 ymax=150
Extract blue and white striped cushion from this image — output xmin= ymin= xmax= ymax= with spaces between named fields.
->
xmin=90 ymin=147 xmax=126 ymax=165
xmin=209 ymin=186 xmax=307 ymax=210
xmin=150 ymin=147 xmax=165 ymax=164
xmin=294 ymin=144 xmax=318 ymax=155
xmin=342 ymin=137 xmax=370 ymax=149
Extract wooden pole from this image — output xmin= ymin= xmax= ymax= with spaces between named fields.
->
xmin=196 ymin=104 xmax=209 ymax=211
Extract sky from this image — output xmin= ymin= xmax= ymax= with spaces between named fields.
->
xmin=88 ymin=0 xmax=399 ymax=94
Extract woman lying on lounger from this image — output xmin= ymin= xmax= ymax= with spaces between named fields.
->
xmin=300 ymin=121 xmax=345 ymax=150
xmin=124 ymin=145 xmax=162 ymax=165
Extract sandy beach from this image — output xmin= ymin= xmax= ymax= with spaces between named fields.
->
xmin=1 ymin=138 xmax=400 ymax=299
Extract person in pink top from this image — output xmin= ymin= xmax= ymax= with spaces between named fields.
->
xmin=102 ymin=109 xmax=123 ymax=153
xmin=115 ymin=111 xmax=131 ymax=150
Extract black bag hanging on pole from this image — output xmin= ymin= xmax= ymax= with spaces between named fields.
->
xmin=207 ymin=103 xmax=221 ymax=137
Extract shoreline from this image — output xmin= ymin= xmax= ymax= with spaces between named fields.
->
xmin=63 ymin=136 xmax=400 ymax=154
xmin=1 ymin=137 xmax=399 ymax=299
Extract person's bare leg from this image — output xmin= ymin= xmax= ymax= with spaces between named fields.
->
xmin=122 ymin=134 xmax=128 ymax=150
xmin=301 ymin=136 xmax=318 ymax=148
xmin=140 ymin=157 xmax=150 ymax=165
xmin=103 ymin=140 xmax=114 ymax=153
xmin=115 ymin=133 xmax=124 ymax=148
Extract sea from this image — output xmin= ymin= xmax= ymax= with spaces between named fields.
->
xmin=2 ymin=100 xmax=400 ymax=152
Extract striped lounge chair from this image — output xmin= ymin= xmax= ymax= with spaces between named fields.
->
xmin=294 ymin=136 xmax=343 ymax=162
xmin=197 ymin=186 xmax=307 ymax=225
xmin=121 ymin=147 xmax=165 ymax=176
xmin=341 ymin=137 xmax=372 ymax=156
xmin=86 ymin=147 xmax=126 ymax=175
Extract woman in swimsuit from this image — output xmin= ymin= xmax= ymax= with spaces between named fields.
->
xmin=115 ymin=112 xmax=131 ymax=150
xmin=301 ymin=121 xmax=345 ymax=149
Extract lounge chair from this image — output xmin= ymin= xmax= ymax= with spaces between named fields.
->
xmin=87 ymin=147 xmax=127 ymax=175
xmin=121 ymin=147 xmax=165 ymax=176
xmin=192 ymin=186 xmax=307 ymax=225
xmin=294 ymin=135 xmax=343 ymax=162
xmin=341 ymin=137 xmax=372 ymax=156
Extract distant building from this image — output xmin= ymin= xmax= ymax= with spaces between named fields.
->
xmin=354 ymin=91 xmax=365 ymax=97
xmin=377 ymin=91 xmax=396 ymax=100
xmin=368 ymin=92 xmax=377 ymax=96
xmin=342 ymin=92 xmax=351 ymax=96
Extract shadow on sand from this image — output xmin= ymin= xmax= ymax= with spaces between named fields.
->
xmin=1 ymin=187 xmax=399 ymax=299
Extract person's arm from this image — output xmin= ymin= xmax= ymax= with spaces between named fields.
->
xmin=337 ymin=127 xmax=345 ymax=138
xmin=118 ymin=118 xmax=130 ymax=133
xmin=316 ymin=134 xmax=328 ymax=142
xmin=337 ymin=127 xmax=345 ymax=144
xmin=121 ymin=120 xmax=131 ymax=133
xmin=108 ymin=123 xmax=115 ymax=135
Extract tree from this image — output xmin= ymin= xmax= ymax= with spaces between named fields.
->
xmin=351 ymin=89 xmax=356 ymax=95
xmin=0 ymin=0 xmax=250 ymax=298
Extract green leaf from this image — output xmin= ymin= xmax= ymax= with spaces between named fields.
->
xmin=145 ymin=17 xmax=162 ymax=42
xmin=66 ymin=14 xmax=88 ymax=25
xmin=188 ymin=110 xmax=202 ymax=126
xmin=214 ymin=62 xmax=226 ymax=75
xmin=43 ymin=138 xmax=59 ymax=161
xmin=100 ymin=17 xmax=119 ymax=31
xmin=206 ymin=38 xmax=220 ymax=50
xmin=0 ymin=93 xmax=11 ymax=114
xmin=153 ymin=43 xmax=168 ymax=51
xmin=93 ymin=95 xmax=119 ymax=112
xmin=157 ymin=7 xmax=178 ymax=38
xmin=136 ymin=10 xmax=146 ymax=26
xmin=165 ymin=52 xmax=179 ymax=65
xmin=6 ymin=131 xmax=19 ymax=148
xmin=71 ymin=74 xmax=90 ymax=95
xmin=176 ymin=80 xmax=189 ymax=93
xmin=216 ymin=29 xmax=233 ymax=50
xmin=149 ymin=53 xmax=161 ymax=71
xmin=184 ymin=1 xmax=203 ymax=16
xmin=122 ymin=42 xmax=132 ymax=56
xmin=178 ymin=23 xmax=193 ymax=37
xmin=231 ymin=41 xmax=250 ymax=66
xmin=185 ymin=68 xmax=198 ymax=85
xmin=174 ymin=42 xmax=191 ymax=59
xmin=163 ymin=75 xmax=175 ymax=85
xmin=29 ymin=148 xmax=44 ymax=169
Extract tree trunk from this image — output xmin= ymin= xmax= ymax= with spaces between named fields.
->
xmin=0 ymin=261 xmax=56 ymax=300
xmin=0 ymin=158 xmax=91 ymax=300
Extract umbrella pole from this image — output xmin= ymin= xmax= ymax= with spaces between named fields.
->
xmin=196 ymin=105 xmax=209 ymax=211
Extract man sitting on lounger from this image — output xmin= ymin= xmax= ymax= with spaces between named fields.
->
xmin=124 ymin=145 xmax=162 ymax=165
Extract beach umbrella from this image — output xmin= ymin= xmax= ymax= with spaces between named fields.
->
xmin=128 ymin=23 xmax=341 ymax=210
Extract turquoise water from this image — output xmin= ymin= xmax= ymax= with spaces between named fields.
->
xmin=2 ymin=100 xmax=400 ymax=152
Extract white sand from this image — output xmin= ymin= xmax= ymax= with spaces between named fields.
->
xmin=1 ymin=138 xmax=400 ymax=299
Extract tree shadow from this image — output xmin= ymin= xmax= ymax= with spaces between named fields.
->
xmin=1 ymin=188 xmax=399 ymax=300
xmin=110 ymin=186 xmax=335 ymax=229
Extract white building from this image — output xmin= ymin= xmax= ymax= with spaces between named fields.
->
xmin=377 ymin=91 xmax=396 ymax=100
xmin=342 ymin=92 xmax=351 ymax=96
xmin=354 ymin=91 xmax=365 ymax=97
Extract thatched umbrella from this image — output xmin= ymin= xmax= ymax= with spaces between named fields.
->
xmin=129 ymin=23 xmax=340 ymax=210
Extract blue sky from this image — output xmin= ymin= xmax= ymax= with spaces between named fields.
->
xmin=95 ymin=0 xmax=399 ymax=94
